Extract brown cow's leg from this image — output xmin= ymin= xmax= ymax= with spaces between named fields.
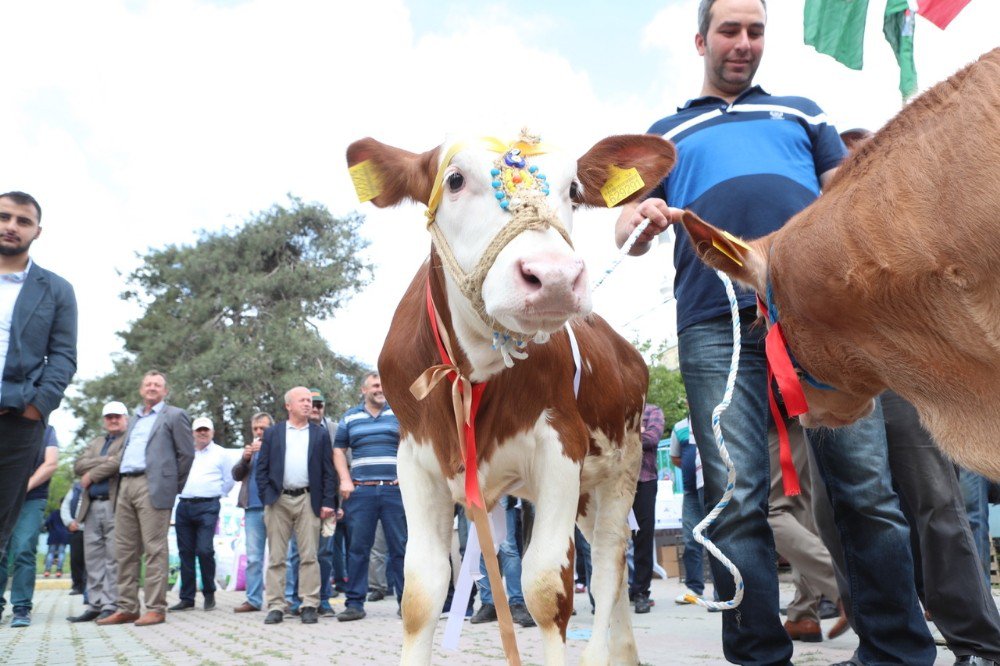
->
xmin=397 ymin=439 xmax=455 ymax=666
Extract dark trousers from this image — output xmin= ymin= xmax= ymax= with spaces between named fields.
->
xmin=342 ymin=484 xmax=407 ymax=609
xmin=0 ymin=414 xmax=45 ymax=558
xmin=332 ymin=521 xmax=349 ymax=588
xmin=69 ymin=530 xmax=86 ymax=593
xmin=883 ymin=391 xmax=1000 ymax=661
xmin=174 ymin=499 xmax=221 ymax=603
xmin=629 ymin=479 xmax=657 ymax=598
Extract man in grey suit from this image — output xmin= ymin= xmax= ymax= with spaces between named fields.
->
xmin=97 ymin=371 xmax=194 ymax=627
xmin=0 ymin=191 xmax=77 ymax=558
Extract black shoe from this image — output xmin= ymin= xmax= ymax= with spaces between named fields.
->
xmin=97 ymin=610 xmax=115 ymax=621
xmin=69 ymin=589 xmax=84 ymax=596
xmin=318 ymin=605 xmax=336 ymax=617
xmin=67 ymin=609 xmax=102 ymax=623
xmin=169 ymin=600 xmax=195 ymax=611
xmin=510 ymin=603 xmax=536 ymax=628
xmin=818 ymin=597 xmax=839 ymax=620
xmin=203 ymin=594 xmax=216 ymax=611
xmin=634 ymin=594 xmax=651 ymax=614
xmin=367 ymin=589 xmax=385 ymax=602
xmin=337 ymin=607 xmax=367 ymax=622
xmin=954 ymin=657 xmax=1000 ymax=666
xmin=470 ymin=603 xmax=498 ymax=624
xmin=264 ymin=610 xmax=284 ymax=624
xmin=284 ymin=606 xmax=301 ymax=616
xmin=300 ymin=607 xmax=318 ymax=624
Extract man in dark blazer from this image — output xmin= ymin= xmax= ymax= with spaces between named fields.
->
xmin=97 ymin=371 xmax=194 ymax=627
xmin=0 ymin=191 xmax=77 ymax=559
xmin=256 ymin=386 xmax=337 ymax=625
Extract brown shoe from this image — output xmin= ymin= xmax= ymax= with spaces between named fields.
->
xmin=784 ymin=618 xmax=822 ymax=642
xmin=233 ymin=601 xmax=260 ymax=613
xmin=134 ymin=611 xmax=166 ymax=626
xmin=828 ymin=600 xmax=850 ymax=639
xmin=95 ymin=611 xmax=141 ymax=626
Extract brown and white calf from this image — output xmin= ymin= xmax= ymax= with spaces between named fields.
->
xmin=346 ymin=133 xmax=675 ymax=664
xmin=681 ymin=47 xmax=1000 ymax=479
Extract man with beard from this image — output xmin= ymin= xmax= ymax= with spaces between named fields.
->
xmin=0 ymin=191 xmax=77 ymax=559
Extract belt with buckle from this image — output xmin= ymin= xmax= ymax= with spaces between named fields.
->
xmin=282 ymin=488 xmax=308 ymax=497
xmin=89 ymin=495 xmax=110 ymax=501
xmin=119 ymin=471 xmax=145 ymax=478
xmin=352 ymin=480 xmax=399 ymax=486
xmin=179 ymin=496 xmax=220 ymax=504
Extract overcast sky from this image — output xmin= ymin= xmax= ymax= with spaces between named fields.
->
xmin=3 ymin=0 xmax=997 ymax=445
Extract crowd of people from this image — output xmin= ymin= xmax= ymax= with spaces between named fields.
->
xmin=2 ymin=1 xmax=1000 ymax=664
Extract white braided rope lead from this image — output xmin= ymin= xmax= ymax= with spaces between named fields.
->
xmin=685 ymin=270 xmax=745 ymax=611
xmin=592 ymin=218 xmax=651 ymax=290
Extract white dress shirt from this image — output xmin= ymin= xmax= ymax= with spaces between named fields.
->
xmin=283 ymin=422 xmax=310 ymax=490
xmin=179 ymin=441 xmax=236 ymax=499
xmin=0 ymin=259 xmax=31 ymax=401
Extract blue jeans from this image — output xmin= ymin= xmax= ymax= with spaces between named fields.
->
xmin=807 ymin=399 xmax=936 ymax=665
xmin=174 ymin=498 xmax=220 ymax=603
xmin=679 ymin=309 xmax=791 ymax=665
xmin=45 ymin=542 xmax=67 ymax=572
xmin=477 ymin=502 xmax=524 ymax=606
xmin=343 ymin=484 xmax=407 ymax=610
xmin=318 ymin=535 xmax=334 ymax=605
xmin=959 ymin=467 xmax=992 ymax=586
xmin=0 ymin=498 xmax=46 ymax=612
xmin=243 ymin=508 xmax=266 ymax=609
xmin=680 ymin=444 xmax=708 ymax=596
xmin=332 ymin=522 xmax=348 ymax=589
xmin=285 ymin=535 xmax=301 ymax=609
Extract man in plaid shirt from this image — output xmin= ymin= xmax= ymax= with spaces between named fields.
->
xmin=630 ymin=403 xmax=665 ymax=613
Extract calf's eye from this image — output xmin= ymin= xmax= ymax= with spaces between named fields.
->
xmin=569 ymin=181 xmax=581 ymax=203
xmin=446 ymin=172 xmax=465 ymax=193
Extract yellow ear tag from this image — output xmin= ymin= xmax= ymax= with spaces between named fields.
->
xmin=712 ymin=239 xmax=744 ymax=267
xmin=720 ymin=229 xmax=751 ymax=251
xmin=600 ymin=165 xmax=645 ymax=208
xmin=349 ymin=160 xmax=383 ymax=203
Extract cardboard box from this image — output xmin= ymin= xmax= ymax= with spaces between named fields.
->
xmin=657 ymin=544 xmax=680 ymax=577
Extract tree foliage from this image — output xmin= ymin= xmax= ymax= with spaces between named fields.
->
xmin=69 ymin=197 xmax=373 ymax=447
xmin=635 ymin=338 xmax=688 ymax=432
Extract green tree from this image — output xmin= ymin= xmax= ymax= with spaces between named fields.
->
xmin=635 ymin=338 xmax=687 ymax=431
xmin=69 ymin=196 xmax=372 ymax=447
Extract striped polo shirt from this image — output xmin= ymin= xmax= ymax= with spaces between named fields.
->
xmin=333 ymin=402 xmax=400 ymax=482
xmin=647 ymin=85 xmax=847 ymax=332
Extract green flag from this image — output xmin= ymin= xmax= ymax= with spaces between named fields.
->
xmin=804 ymin=0 xmax=871 ymax=70
xmin=884 ymin=0 xmax=918 ymax=99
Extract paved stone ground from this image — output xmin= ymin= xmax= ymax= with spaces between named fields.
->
xmin=1 ymin=576 xmax=968 ymax=665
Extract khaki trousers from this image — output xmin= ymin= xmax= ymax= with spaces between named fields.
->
xmin=264 ymin=491 xmax=320 ymax=611
xmin=768 ymin=418 xmax=840 ymax=623
xmin=83 ymin=498 xmax=118 ymax=612
xmin=115 ymin=476 xmax=172 ymax=614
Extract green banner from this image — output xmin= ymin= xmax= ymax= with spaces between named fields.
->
xmin=804 ymin=0 xmax=871 ymax=70
xmin=883 ymin=0 xmax=918 ymax=99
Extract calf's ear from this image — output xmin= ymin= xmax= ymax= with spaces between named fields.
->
xmin=576 ymin=135 xmax=676 ymax=208
xmin=681 ymin=210 xmax=767 ymax=292
xmin=346 ymin=138 xmax=440 ymax=209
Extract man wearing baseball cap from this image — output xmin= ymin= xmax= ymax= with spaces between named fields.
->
xmin=67 ymin=401 xmax=130 ymax=622
xmin=169 ymin=416 xmax=234 ymax=612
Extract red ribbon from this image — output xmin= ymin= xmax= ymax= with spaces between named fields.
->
xmin=425 ymin=279 xmax=489 ymax=508
xmin=758 ymin=297 xmax=804 ymax=496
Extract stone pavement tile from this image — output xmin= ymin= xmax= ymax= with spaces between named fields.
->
xmin=6 ymin=577 xmax=969 ymax=665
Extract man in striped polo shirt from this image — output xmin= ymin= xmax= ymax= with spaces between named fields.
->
xmin=334 ymin=371 xmax=406 ymax=622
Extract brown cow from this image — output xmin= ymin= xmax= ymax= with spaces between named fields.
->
xmin=346 ymin=132 xmax=675 ymax=665
xmin=680 ymin=47 xmax=1000 ymax=479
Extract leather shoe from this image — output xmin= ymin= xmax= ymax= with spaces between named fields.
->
xmin=300 ymin=606 xmax=318 ymax=624
xmin=510 ymin=603 xmax=536 ymax=627
xmin=134 ymin=611 xmax=166 ymax=626
xmin=264 ymin=610 xmax=283 ymax=624
xmin=367 ymin=589 xmax=385 ymax=602
xmin=203 ymin=594 xmax=216 ymax=611
xmin=233 ymin=601 xmax=260 ymax=613
xmin=169 ymin=600 xmax=195 ymax=611
xmin=634 ymin=594 xmax=652 ymax=614
xmin=97 ymin=610 xmax=115 ymax=620
xmin=470 ymin=603 xmax=497 ymax=624
xmin=336 ymin=607 xmax=367 ymax=622
xmin=67 ymin=609 xmax=102 ymax=623
xmin=96 ymin=611 xmax=141 ymax=626
xmin=784 ymin=618 xmax=822 ymax=642
xmin=828 ymin=600 xmax=850 ymax=639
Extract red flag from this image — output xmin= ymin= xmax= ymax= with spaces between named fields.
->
xmin=917 ymin=0 xmax=973 ymax=29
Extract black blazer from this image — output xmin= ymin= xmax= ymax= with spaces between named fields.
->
xmin=255 ymin=421 xmax=338 ymax=516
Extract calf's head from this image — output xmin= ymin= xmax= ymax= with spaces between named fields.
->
xmin=680 ymin=210 xmax=875 ymax=429
xmin=347 ymin=132 xmax=675 ymax=348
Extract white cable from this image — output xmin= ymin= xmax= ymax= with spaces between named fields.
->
xmin=683 ymin=270 xmax=745 ymax=611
